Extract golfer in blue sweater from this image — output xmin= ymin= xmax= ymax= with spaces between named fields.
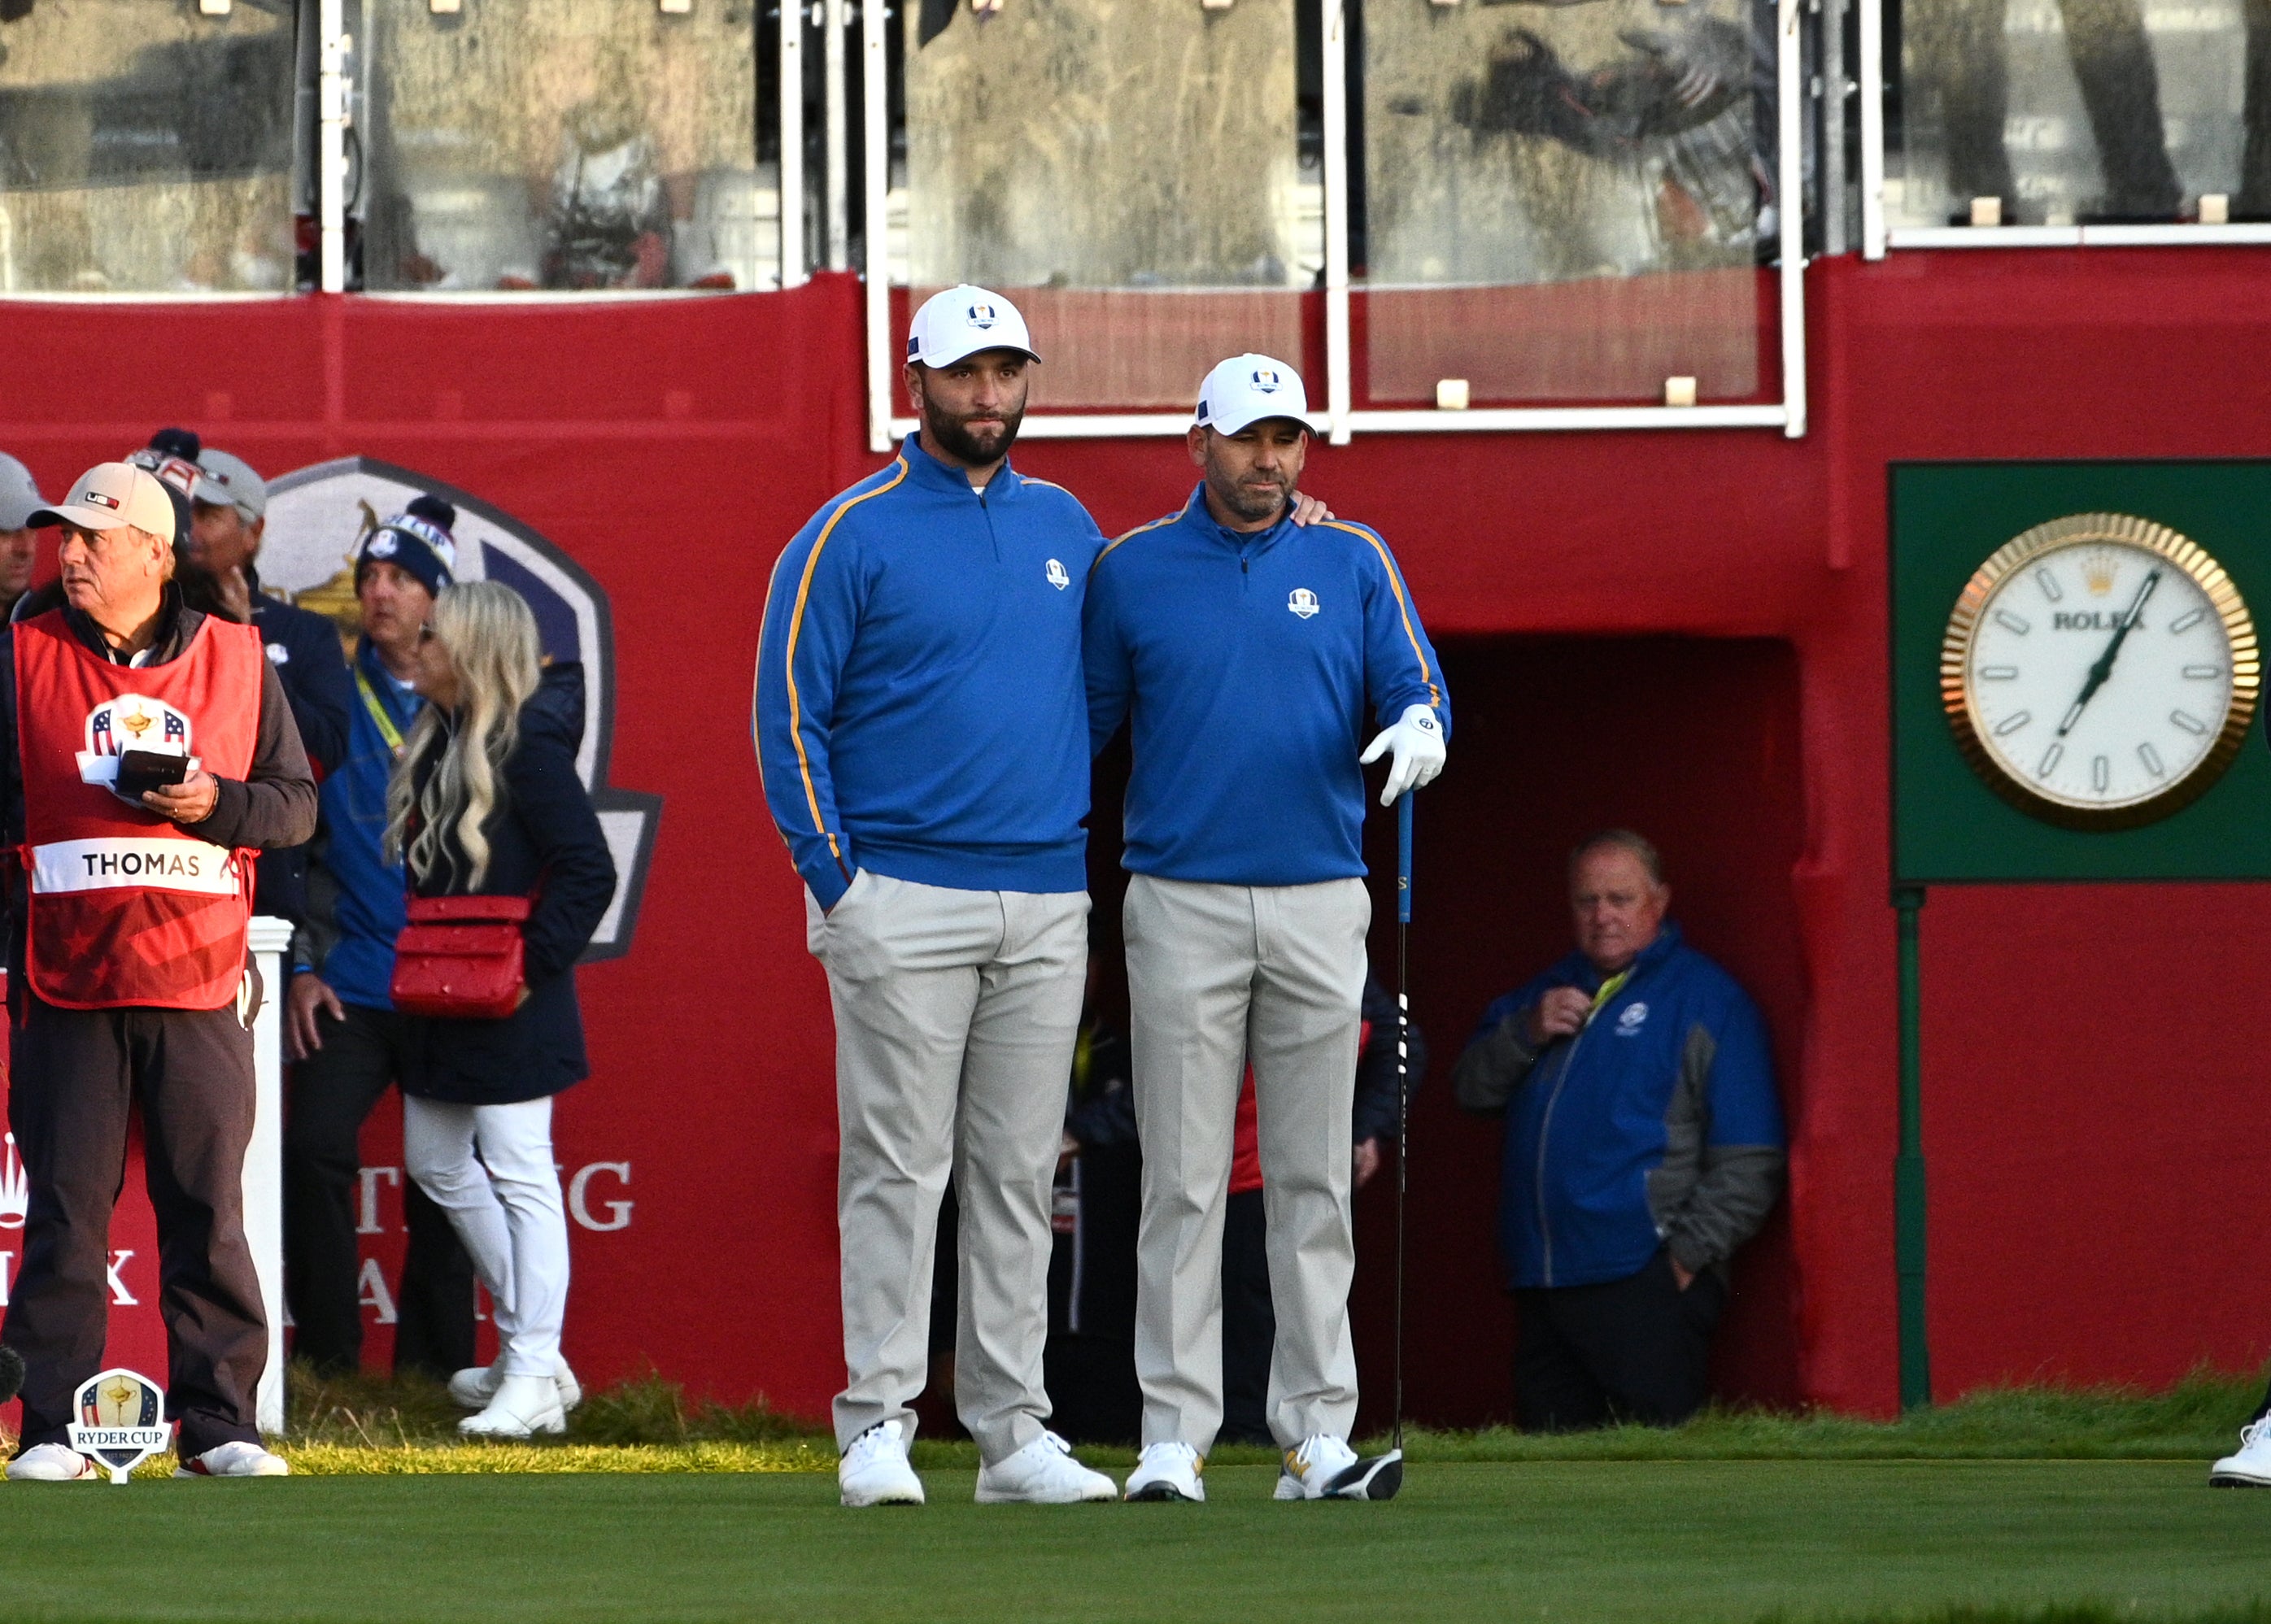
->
xmin=1088 ymin=357 xmax=1449 ymax=1504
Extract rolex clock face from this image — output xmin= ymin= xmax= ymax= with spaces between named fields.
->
xmin=1942 ymin=512 xmax=2260 ymax=829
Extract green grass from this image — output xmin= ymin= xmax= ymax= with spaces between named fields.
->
xmin=0 ymin=1461 xmax=2265 ymax=1623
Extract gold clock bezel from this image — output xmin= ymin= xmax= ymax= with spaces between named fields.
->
xmin=1941 ymin=512 xmax=2260 ymax=831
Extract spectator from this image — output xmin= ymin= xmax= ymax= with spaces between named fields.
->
xmin=0 ymin=454 xmax=45 ymax=619
xmin=388 ymin=581 xmax=616 ymax=1439
xmin=282 ymin=501 xmax=478 ymax=1383
xmin=1219 ymin=973 xmax=1425 ymax=1446
xmin=2 ymin=463 xmax=316 ymax=1480
xmin=1453 ymin=829 xmax=1785 ymax=1431
xmin=186 ymin=446 xmax=355 ymax=931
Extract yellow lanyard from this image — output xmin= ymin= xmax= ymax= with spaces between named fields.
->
xmin=1584 ymin=970 xmax=1632 ymax=1026
xmin=355 ymin=667 xmax=406 ymax=756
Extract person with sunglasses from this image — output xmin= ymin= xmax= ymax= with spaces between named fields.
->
xmin=280 ymin=500 xmax=485 ymax=1394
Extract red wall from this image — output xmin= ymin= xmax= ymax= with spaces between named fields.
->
xmin=6 ymin=246 xmax=2269 ymax=1422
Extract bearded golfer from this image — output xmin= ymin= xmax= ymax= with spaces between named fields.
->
xmin=754 ymin=286 xmax=1118 ymax=1508
xmin=1088 ymin=355 xmax=1449 ymax=1503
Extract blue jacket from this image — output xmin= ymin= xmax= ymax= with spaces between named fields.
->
xmin=1452 ymin=924 xmax=1786 ymax=1290
xmin=250 ymin=573 xmax=354 ymax=929
xmin=755 ymin=436 xmax=1103 ymax=910
xmin=303 ymin=638 xmax=426 ymax=1010
xmin=1084 ymin=489 xmax=1447 ymax=886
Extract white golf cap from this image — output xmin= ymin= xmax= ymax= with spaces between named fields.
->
xmin=907 ymin=285 xmax=1039 ymax=367
xmin=0 ymin=453 xmax=46 ymax=530
xmin=1195 ymin=354 xmax=1318 ymax=437
xmin=195 ymin=449 xmax=268 ymax=521
xmin=28 ymin=462 xmax=177 ymax=538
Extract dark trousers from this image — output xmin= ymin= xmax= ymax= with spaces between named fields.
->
xmin=2 ymin=995 xmax=264 ymax=1458
xmin=282 ymin=1000 xmax=473 ymax=1379
xmin=1219 ymin=1188 xmax=1275 ymax=1446
xmin=1513 ymin=1249 xmax=1725 ymax=1431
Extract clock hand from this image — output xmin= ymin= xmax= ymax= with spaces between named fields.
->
xmin=2056 ymin=567 xmax=2161 ymax=737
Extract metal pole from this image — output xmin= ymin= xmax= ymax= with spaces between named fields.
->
xmin=861 ymin=0 xmax=891 ymax=451
xmin=1776 ymin=0 xmax=1808 ymax=438
xmin=1822 ymin=0 xmax=1847 ymax=256
xmin=826 ymin=0 xmax=850 ymax=272
xmin=1859 ymin=0 xmax=1886 ymax=257
xmin=779 ymin=0 xmax=806 ymax=289
xmin=317 ymin=0 xmax=347 ymax=294
xmin=1322 ymin=0 xmax=1352 ymax=446
xmin=1894 ymin=883 xmax=1931 ymax=1410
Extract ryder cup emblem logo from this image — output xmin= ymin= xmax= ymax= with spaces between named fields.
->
xmin=68 ymin=1368 xmax=172 ymax=1483
xmin=1616 ymin=1002 xmax=1649 ymax=1037
xmin=1251 ymin=368 xmax=1281 ymax=393
xmin=968 ymin=302 xmax=998 ymax=329
xmin=1288 ymin=587 xmax=1320 ymax=619
xmin=1045 ymin=558 xmax=1070 ymax=590
xmin=78 ymin=696 xmax=191 ymax=787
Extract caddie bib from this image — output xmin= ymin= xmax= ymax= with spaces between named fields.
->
xmin=14 ymin=609 xmax=263 ymax=1009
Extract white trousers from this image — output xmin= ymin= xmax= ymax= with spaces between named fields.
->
xmin=402 ymin=1095 xmax=569 ymax=1379
xmin=808 ymin=870 xmax=1088 ymax=1463
xmin=1124 ymin=873 xmax=1369 ymax=1452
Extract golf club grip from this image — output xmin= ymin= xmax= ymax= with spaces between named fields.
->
xmin=1397 ymin=791 xmax=1413 ymax=925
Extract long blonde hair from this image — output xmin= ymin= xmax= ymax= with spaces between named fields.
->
xmin=385 ymin=581 xmax=543 ymax=890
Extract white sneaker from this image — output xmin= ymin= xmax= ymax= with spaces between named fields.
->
xmin=1123 ymin=1440 xmax=1205 ymax=1502
xmin=2211 ymin=1417 xmax=2271 ymax=1487
xmin=974 ymin=1430 xmax=1118 ymax=1504
xmin=176 ymin=1440 xmax=290 ymax=1478
xmin=458 ymin=1373 xmax=566 ymax=1439
xmin=1275 ymin=1434 xmax=1362 ymax=1500
xmin=6 ymin=1443 xmax=98 ymax=1481
xmin=447 ymin=1358 xmax=582 ymax=1414
xmin=839 ymin=1420 xmax=924 ymax=1507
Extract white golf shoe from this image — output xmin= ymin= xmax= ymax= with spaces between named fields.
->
xmin=447 ymin=1358 xmax=582 ymax=1414
xmin=6 ymin=1443 xmax=98 ymax=1481
xmin=2211 ymin=1417 xmax=2271 ymax=1487
xmin=1275 ymin=1435 xmax=1362 ymax=1500
xmin=177 ymin=1441 xmax=290 ymax=1478
xmin=459 ymin=1373 xmax=566 ymax=1439
xmin=1123 ymin=1440 xmax=1205 ymax=1502
xmin=839 ymin=1420 xmax=924 ymax=1507
xmin=974 ymin=1430 xmax=1117 ymax=1504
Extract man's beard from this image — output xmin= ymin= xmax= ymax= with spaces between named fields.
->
xmin=921 ymin=389 xmax=1024 ymax=465
xmin=1218 ymin=472 xmax=1291 ymax=523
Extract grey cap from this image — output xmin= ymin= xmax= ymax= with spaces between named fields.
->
xmin=0 ymin=453 xmax=46 ymax=531
xmin=194 ymin=448 xmax=267 ymax=521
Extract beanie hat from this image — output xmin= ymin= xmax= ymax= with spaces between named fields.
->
xmin=355 ymin=494 xmax=459 ymax=599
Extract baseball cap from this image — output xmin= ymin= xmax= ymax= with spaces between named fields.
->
xmin=0 ymin=454 xmax=46 ymax=530
xmin=907 ymin=285 xmax=1039 ymax=368
xmin=28 ymin=462 xmax=177 ymax=538
xmin=195 ymin=449 xmax=268 ymax=522
xmin=1194 ymin=354 xmax=1319 ymax=437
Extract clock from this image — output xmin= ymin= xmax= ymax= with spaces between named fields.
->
xmin=1941 ymin=512 xmax=2260 ymax=830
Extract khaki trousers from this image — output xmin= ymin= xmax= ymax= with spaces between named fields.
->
xmin=808 ymin=870 xmax=1088 ymax=1463
xmin=1123 ymin=873 xmax=1369 ymax=1452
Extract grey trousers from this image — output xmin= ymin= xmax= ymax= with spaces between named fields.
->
xmin=808 ymin=870 xmax=1088 ymax=1463
xmin=1123 ymin=873 xmax=1369 ymax=1452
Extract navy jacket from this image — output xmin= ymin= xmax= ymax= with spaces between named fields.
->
xmin=248 ymin=569 xmax=354 ymax=929
xmin=1084 ymin=489 xmax=1446 ymax=885
xmin=399 ymin=664 xmax=617 ymax=1105
xmin=1452 ymin=924 xmax=1785 ymax=1290
xmin=753 ymin=436 xmax=1103 ymax=910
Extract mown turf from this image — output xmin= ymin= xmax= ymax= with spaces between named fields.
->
xmin=0 ymin=1461 xmax=2263 ymax=1624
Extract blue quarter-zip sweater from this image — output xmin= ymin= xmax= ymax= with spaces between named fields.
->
xmin=1462 ymin=924 xmax=1786 ymax=1291
xmin=312 ymin=639 xmax=425 ymax=1010
xmin=1084 ymin=488 xmax=1447 ymax=886
xmin=756 ymin=436 xmax=1104 ymax=910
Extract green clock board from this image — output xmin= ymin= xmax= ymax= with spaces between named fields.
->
xmin=1893 ymin=460 xmax=2271 ymax=883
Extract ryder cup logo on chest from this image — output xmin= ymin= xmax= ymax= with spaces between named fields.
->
xmin=1615 ymin=1002 xmax=1649 ymax=1037
xmin=78 ymin=696 xmax=191 ymax=786
xmin=1288 ymin=588 xmax=1321 ymax=619
xmin=68 ymin=1368 xmax=172 ymax=1483
xmin=1045 ymin=558 xmax=1070 ymax=590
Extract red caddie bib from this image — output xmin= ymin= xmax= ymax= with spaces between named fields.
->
xmin=14 ymin=609 xmax=263 ymax=1009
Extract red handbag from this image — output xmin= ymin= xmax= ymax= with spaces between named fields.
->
xmin=390 ymin=894 xmax=532 ymax=1019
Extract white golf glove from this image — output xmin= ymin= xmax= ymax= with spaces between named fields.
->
xmin=1360 ymin=703 xmax=1446 ymax=806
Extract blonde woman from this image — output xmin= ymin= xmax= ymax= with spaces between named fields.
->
xmin=387 ymin=581 xmax=616 ymax=1438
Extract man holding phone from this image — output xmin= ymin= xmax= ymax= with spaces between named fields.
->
xmin=0 ymin=462 xmax=316 ymax=1481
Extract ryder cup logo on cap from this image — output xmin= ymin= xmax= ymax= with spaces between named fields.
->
xmin=1194 ymin=354 xmax=1318 ymax=437
xmin=907 ymin=284 xmax=1039 ymax=368
xmin=68 ymin=1368 xmax=172 ymax=1483
xmin=29 ymin=462 xmax=177 ymax=538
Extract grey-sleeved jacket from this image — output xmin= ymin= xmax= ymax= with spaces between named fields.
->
xmin=1454 ymin=922 xmax=1785 ymax=1288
